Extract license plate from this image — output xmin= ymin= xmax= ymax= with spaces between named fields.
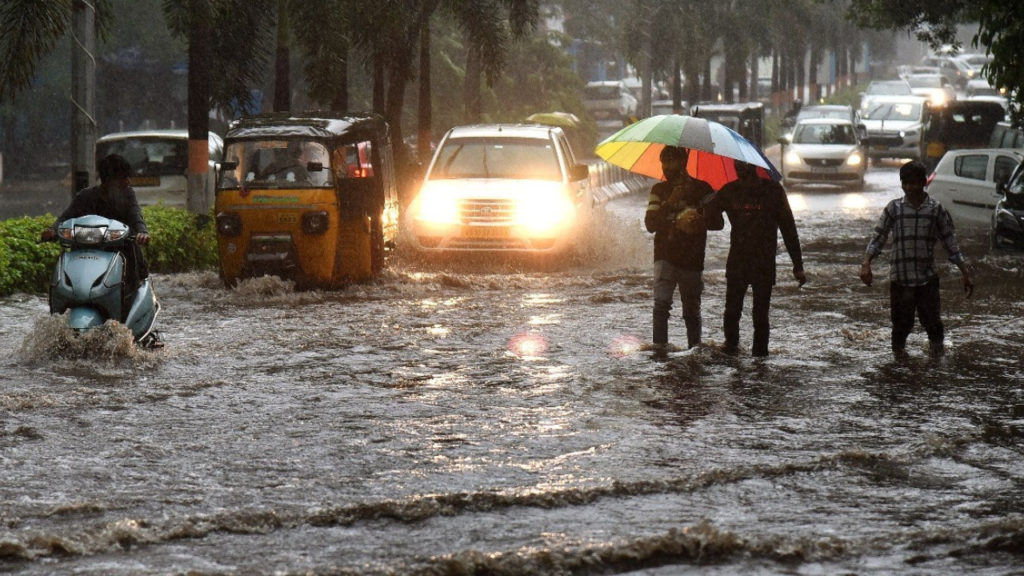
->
xmin=810 ymin=166 xmax=838 ymax=174
xmin=132 ymin=176 xmax=160 ymax=187
xmin=278 ymin=213 xmax=299 ymax=224
xmin=463 ymin=226 xmax=509 ymax=238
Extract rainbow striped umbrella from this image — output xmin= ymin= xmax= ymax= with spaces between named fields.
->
xmin=595 ymin=114 xmax=781 ymax=190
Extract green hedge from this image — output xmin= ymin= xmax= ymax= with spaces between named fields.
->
xmin=0 ymin=207 xmax=217 ymax=297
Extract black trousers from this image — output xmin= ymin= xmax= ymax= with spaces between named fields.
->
xmin=890 ymin=278 xmax=943 ymax=350
xmin=724 ymin=278 xmax=773 ymax=356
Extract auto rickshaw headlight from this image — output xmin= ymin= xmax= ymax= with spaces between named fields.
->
xmin=216 ymin=212 xmax=242 ymax=236
xmin=302 ymin=210 xmax=330 ymax=235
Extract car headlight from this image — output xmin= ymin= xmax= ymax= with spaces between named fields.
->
xmin=414 ymin=184 xmax=461 ymax=225
xmin=516 ymin=190 xmax=575 ymax=234
xmin=846 ymin=151 xmax=863 ymax=166
xmin=785 ymin=150 xmax=802 ymax=165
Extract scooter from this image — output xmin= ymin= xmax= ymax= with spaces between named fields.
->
xmin=47 ymin=214 xmax=161 ymax=347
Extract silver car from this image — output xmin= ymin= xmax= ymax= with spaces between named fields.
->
xmin=781 ymin=118 xmax=866 ymax=189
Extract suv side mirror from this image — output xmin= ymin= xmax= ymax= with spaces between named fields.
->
xmin=570 ymin=164 xmax=589 ymax=181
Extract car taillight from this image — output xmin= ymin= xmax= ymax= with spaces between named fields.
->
xmin=926 ymin=172 xmax=935 ymax=186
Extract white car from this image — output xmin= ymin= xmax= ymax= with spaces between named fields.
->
xmin=861 ymin=96 xmax=929 ymax=162
xmin=905 ymin=73 xmax=957 ymax=107
xmin=95 ymin=130 xmax=224 ymax=209
xmin=859 ymin=79 xmax=913 ymax=115
xmin=926 ymin=148 xmax=1022 ymax=228
xmin=781 ymin=118 xmax=866 ymax=189
xmin=583 ymin=81 xmax=638 ymax=127
xmin=407 ymin=124 xmax=592 ymax=256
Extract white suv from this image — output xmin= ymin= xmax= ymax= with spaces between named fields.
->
xmin=860 ymin=96 xmax=929 ymax=162
xmin=95 ymin=130 xmax=223 ymax=209
xmin=407 ymin=124 xmax=591 ymax=255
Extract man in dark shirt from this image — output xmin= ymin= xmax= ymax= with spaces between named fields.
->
xmin=644 ymin=146 xmax=720 ymax=349
xmin=704 ymin=161 xmax=806 ymax=357
xmin=41 ymin=154 xmax=151 ymax=289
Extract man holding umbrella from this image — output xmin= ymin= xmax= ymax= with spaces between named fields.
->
xmin=645 ymin=146 xmax=720 ymax=350
xmin=704 ymin=161 xmax=806 ymax=357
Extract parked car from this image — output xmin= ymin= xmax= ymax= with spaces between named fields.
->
xmin=964 ymin=78 xmax=1009 ymax=113
xmin=780 ymin=118 xmax=865 ymax=189
xmin=860 ymin=95 xmax=929 ymax=162
xmin=956 ymin=53 xmax=993 ymax=76
xmin=923 ymin=100 xmax=1007 ymax=169
xmin=406 ymin=124 xmax=592 ymax=257
xmin=691 ymin=101 xmax=765 ymax=148
xmin=905 ymin=73 xmax=957 ymax=107
xmin=583 ymin=81 xmax=637 ymax=128
xmin=992 ymin=161 xmax=1024 ymax=249
xmin=859 ymin=79 xmax=913 ymax=114
xmin=926 ymin=148 xmax=1022 ymax=228
xmin=95 ymin=130 xmax=223 ymax=209
xmin=650 ymin=99 xmax=688 ymax=116
xmin=989 ymin=121 xmax=1024 ymax=149
xmin=920 ymin=54 xmax=975 ymax=89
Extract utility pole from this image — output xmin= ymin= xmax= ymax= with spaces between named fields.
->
xmin=71 ymin=0 xmax=97 ymax=197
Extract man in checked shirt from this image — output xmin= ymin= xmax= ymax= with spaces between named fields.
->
xmin=860 ymin=160 xmax=975 ymax=357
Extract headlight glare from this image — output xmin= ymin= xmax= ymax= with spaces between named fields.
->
xmin=415 ymin=187 xmax=461 ymax=225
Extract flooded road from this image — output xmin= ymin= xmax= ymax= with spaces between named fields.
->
xmin=2 ymin=164 xmax=1023 ymax=575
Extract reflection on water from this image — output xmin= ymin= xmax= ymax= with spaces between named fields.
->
xmin=1 ymin=168 xmax=1021 ymax=575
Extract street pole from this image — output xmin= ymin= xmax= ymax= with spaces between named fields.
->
xmin=71 ymin=0 xmax=97 ymax=197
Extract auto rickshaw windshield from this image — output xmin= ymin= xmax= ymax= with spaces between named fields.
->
xmin=219 ymin=140 xmax=332 ymax=188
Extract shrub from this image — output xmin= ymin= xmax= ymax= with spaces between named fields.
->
xmin=0 ymin=216 xmax=62 ymax=296
xmin=141 ymin=206 xmax=218 ymax=273
xmin=0 ymin=208 xmax=218 ymax=296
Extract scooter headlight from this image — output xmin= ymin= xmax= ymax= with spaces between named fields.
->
xmin=74 ymin=226 xmax=107 ymax=244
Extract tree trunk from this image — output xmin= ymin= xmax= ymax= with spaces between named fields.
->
xmin=417 ymin=22 xmax=432 ymax=164
xmin=186 ymin=0 xmax=212 ymax=220
xmin=463 ymin=43 xmax=482 ymax=123
xmin=273 ymin=0 xmax=290 ymax=112
xmin=373 ymin=51 xmax=385 ymax=115
xmin=71 ymin=0 xmax=96 ymax=196
xmin=330 ymin=40 xmax=349 ymax=111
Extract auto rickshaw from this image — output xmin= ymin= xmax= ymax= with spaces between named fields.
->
xmin=214 ymin=112 xmax=399 ymax=288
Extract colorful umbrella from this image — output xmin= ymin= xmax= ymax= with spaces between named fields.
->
xmin=594 ymin=114 xmax=781 ymax=190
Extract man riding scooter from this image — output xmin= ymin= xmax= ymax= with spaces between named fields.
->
xmin=41 ymin=153 xmax=151 ymax=290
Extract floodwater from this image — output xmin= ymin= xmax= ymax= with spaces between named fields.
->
xmin=2 ymin=165 xmax=1022 ymax=575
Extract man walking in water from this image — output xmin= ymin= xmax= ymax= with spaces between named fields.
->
xmin=704 ymin=161 xmax=806 ymax=357
xmin=644 ymin=146 xmax=719 ymax=351
xmin=860 ymin=160 xmax=974 ymax=357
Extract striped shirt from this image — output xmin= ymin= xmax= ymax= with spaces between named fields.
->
xmin=866 ymin=194 xmax=965 ymax=286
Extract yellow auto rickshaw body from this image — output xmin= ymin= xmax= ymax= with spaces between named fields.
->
xmin=214 ymin=113 xmax=399 ymax=288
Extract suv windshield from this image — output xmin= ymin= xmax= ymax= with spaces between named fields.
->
xmin=430 ymin=137 xmax=561 ymax=180
xmin=97 ymin=137 xmax=187 ymax=178
xmin=219 ymin=140 xmax=332 ymax=188
xmin=864 ymin=102 xmax=921 ymax=121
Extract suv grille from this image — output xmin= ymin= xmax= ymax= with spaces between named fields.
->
xmin=459 ymin=199 xmax=516 ymax=224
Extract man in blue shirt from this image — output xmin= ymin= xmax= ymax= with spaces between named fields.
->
xmin=860 ymin=160 xmax=974 ymax=357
